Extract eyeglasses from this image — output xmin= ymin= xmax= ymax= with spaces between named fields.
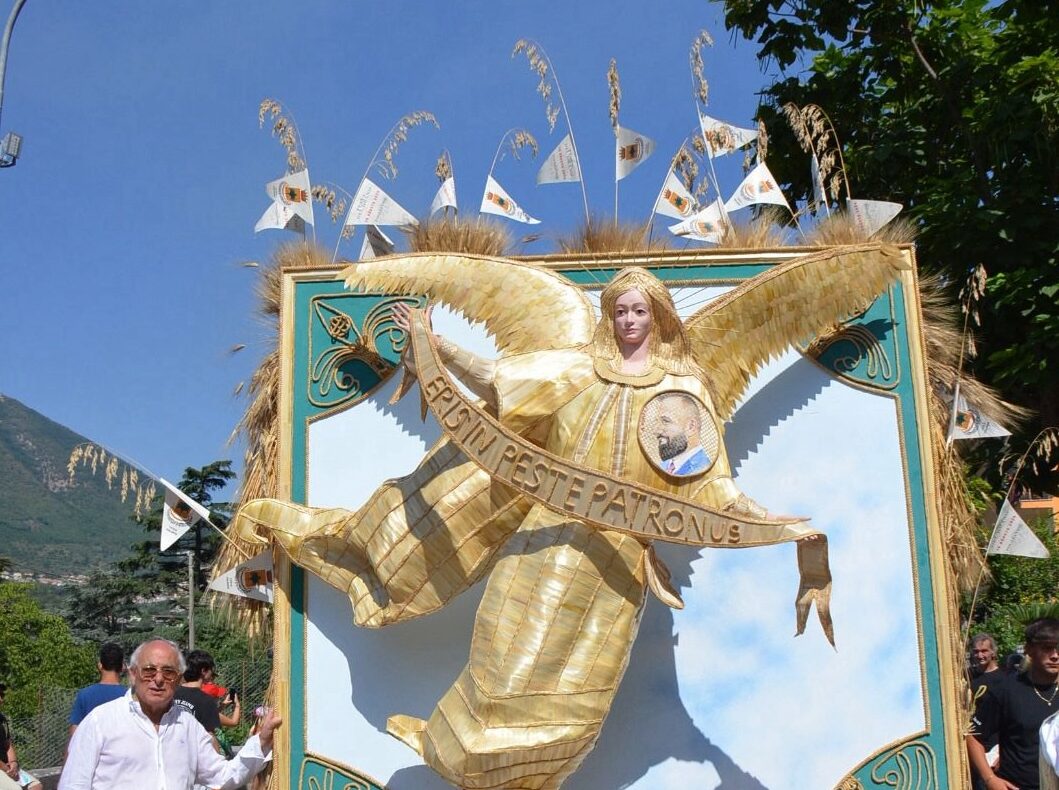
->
xmin=137 ymin=665 xmax=181 ymax=682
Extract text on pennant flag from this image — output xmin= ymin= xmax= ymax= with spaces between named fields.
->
xmin=947 ymin=392 xmax=1011 ymax=440
xmin=346 ymin=178 xmax=418 ymax=227
xmin=429 ymin=176 xmax=458 ymax=216
xmin=986 ymin=500 xmax=1050 ymax=558
xmin=847 ymin=199 xmax=903 ymax=238
xmin=537 ymin=134 xmax=581 ymax=185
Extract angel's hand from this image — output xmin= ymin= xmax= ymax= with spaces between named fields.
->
xmin=392 ymin=302 xmax=432 ymax=333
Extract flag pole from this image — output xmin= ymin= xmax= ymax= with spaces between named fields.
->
xmin=333 ymin=114 xmax=416 ymax=264
xmin=536 ymin=46 xmax=590 ymax=225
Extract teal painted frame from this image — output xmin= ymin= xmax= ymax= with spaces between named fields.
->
xmin=277 ymin=248 xmax=962 ymax=790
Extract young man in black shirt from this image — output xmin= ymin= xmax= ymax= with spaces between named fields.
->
xmin=174 ymin=650 xmax=222 ymax=737
xmin=969 ymin=619 xmax=1059 ymax=790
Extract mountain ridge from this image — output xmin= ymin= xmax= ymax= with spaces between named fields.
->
xmin=0 ymin=393 xmax=146 ymax=576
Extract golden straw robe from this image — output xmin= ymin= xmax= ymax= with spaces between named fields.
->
xmin=237 ymin=346 xmax=749 ymax=790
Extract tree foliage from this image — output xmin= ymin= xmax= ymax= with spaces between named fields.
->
xmin=719 ymin=0 xmax=1059 ymax=490
xmin=0 ymin=583 xmax=96 ymax=719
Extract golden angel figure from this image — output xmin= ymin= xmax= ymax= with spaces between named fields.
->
xmin=230 ymin=244 xmax=905 ymax=790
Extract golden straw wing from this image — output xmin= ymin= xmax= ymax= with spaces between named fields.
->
xmin=685 ymin=243 xmax=910 ymax=420
xmin=342 ymin=253 xmax=596 ymax=353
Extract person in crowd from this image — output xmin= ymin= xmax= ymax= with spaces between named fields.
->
xmin=59 ymin=638 xmax=280 ymax=790
xmin=969 ymin=633 xmax=1003 ymax=790
xmin=174 ymin=650 xmax=224 ymax=736
xmin=0 ymin=684 xmax=39 ymax=790
xmin=67 ymin=642 xmax=125 ymax=749
xmin=969 ymin=619 xmax=1059 ymax=790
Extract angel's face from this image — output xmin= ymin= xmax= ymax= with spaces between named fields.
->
xmin=613 ymin=289 xmax=652 ymax=349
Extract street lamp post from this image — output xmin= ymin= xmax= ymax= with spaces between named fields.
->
xmin=0 ymin=0 xmax=26 ymax=168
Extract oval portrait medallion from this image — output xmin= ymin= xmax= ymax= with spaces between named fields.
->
xmin=638 ymin=390 xmax=720 ymax=478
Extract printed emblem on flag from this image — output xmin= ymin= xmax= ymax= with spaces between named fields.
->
xmin=169 ymin=501 xmax=193 ymax=523
xmin=619 ymin=138 xmax=647 ymax=163
xmin=704 ymin=128 xmax=733 ymax=154
xmin=955 ymin=406 xmax=978 ymax=433
xmin=693 ymin=219 xmax=721 ymax=235
xmin=238 ymin=568 xmax=274 ymax=595
xmin=281 ymin=182 xmax=309 ymax=204
xmin=663 ymin=189 xmax=693 ymax=217
xmin=485 ymin=191 xmax=514 ymax=216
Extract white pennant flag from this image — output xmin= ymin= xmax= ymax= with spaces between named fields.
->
xmin=344 ymin=178 xmax=418 ymax=227
xmin=811 ymin=153 xmax=827 ymax=209
xmin=654 ymin=170 xmax=697 ymax=220
xmin=537 ymin=134 xmax=581 ymax=185
xmin=480 ymin=175 xmax=540 ymax=224
xmin=986 ymin=501 xmax=1050 ymax=558
xmin=668 ymin=198 xmax=728 ymax=242
xmin=615 ymin=126 xmax=655 ymax=181
xmin=430 ymin=176 xmax=458 ymax=216
xmin=724 ymin=162 xmax=791 ymax=213
xmin=255 ymin=168 xmax=314 ymax=233
xmin=948 ymin=391 xmax=1012 ymax=441
xmin=208 ymin=549 xmax=275 ymax=603
xmin=698 ymin=112 xmax=758 ymax=159
xmin=847 ymin=199 xmax=902 ymax=237
xmin=359 ymin=225 xmax=395 ymax=260
xmin=159 ymin=478 xmax=212 ymax=551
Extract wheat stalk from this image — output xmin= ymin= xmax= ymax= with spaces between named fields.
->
xmin=373 ymin=111 xmax=440 ymax=181
xmin=689 ymin=30 xmax=714 ymax=107
xmin=512 ymin=39 xmax=562 ymax=131
xmin=782 ymin=102 xmax=852 ymax=206
xmin=607 ymin=58 xmax=622 ymax=134
xmin=435 ymin=150 xmax=453 ymax=182
xmin=258 ymin=98 xmax=306 ymax=173
xmin=310 ymin=183 xmax=350 ymax=224
xmin=66 ymin=442 xmax=157 ymax=518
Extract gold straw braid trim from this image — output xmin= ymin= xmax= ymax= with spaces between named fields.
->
xmin=572 ymin=384 xmax=619 ymax=463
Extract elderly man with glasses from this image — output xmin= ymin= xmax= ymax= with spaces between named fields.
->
xmin=59 ymin=638 xmax=281 ymax=790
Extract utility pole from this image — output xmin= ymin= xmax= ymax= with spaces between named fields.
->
xmin=0 ymin=0 xmax=26 ymax=167
xmin=187 ymin=550 xmax=195 ymax=650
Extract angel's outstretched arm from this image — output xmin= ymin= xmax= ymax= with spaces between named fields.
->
xmin=392 ymin=302 xmax=497 ymax=406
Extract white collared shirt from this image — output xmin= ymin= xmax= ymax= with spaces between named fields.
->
xmin=59 ymin=690 xmax=268 ymax=790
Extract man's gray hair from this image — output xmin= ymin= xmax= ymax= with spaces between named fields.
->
xmin=128 ymin=638 xmax=186 ymax=673
xmin=970 ymin=633 xmax=997 ymax=653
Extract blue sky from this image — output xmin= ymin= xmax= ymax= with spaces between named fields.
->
xmin=0 ymin=0 xmax=786 ymax=490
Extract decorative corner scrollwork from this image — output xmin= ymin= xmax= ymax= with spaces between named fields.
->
xmin=869 ymin=740 xmax=938 ymax=789
xmin=300 ymin=756 xmax=380 ymax=790
xmin=307 ymin=295 xmax=425 ymax=411
xmin=803 ymin=287 xmax=900 ymax=391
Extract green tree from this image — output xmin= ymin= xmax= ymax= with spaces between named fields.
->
xmin=718 ymin=0 xmax=1059 ymax=490
xmin=0 ymin=583 xmax=95 ymax=719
